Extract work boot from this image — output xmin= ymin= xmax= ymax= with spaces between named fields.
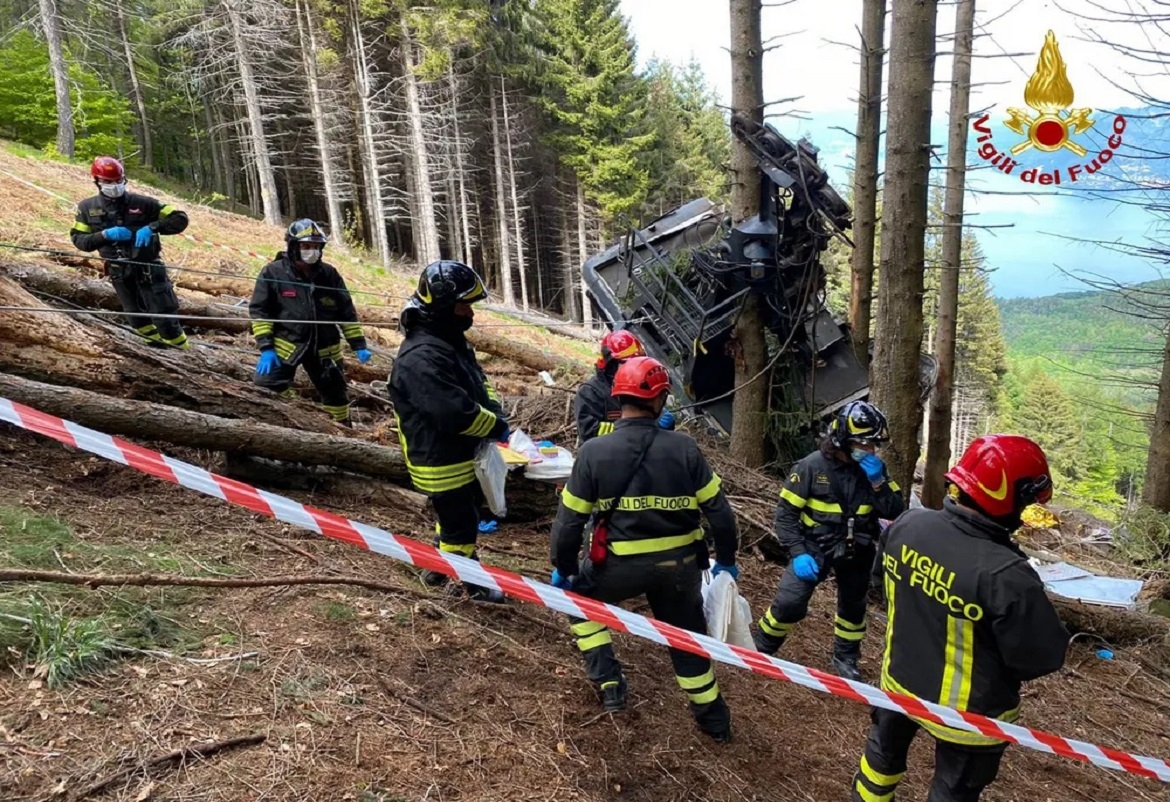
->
xmin=752 ymin=628 xmax=785 ymax=656
xmin=831 ymin=653 xmax=863 ymax=682
xmin=695 ymin=696 xmax=732 ymax=743
xmin=465 ymin=583 xmax=506 ymax=603
xmin=601 ymin=676 xmax=628 ymax=712
xmin=420 ymin=569 xmax=449 ymax=587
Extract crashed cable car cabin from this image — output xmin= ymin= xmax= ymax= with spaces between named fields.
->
xmin=583 ymin=115 xmax=936 ymax=455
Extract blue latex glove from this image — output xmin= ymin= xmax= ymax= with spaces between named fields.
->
xmin=256 ymin=349 xmax=280 ymax=375
xmin=133 ymin=227 xmax=153 ymax=248
xmin=355 ymin=348 xmax=373 ymax=364
xmin=711 ymin=562 xmax=739 ymax=581
xmin=103 ymin=226 xmax=132 ymax=242
xmin=550 ymin=569 xmax=574 ymax=590
xmin=859 ymin=453 xmax=886 ymax=483
xmin=658 ymin=409 xmax=676 ymax=430
xmin=498 ymin=424 xmax=511 ymax=445
xmin=792 ymin=553 xmax=820 ymax=582
xmin=478 ymin=519 xmax=498 ymax=535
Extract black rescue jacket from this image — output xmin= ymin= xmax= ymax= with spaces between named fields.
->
xmin=574 ymin=369 xmax=622 ymax=445
xmin=875 ymin=498 xmax=1070 ymax=745
xmin=248 ymin=253 xmax=367 ymax=364
xmin=389 ymin=323 xmax=507 ymax=495
xmin=70 ymin=193 xmax=189 ymax=263
xmin=551 ymin=417 xmax=738 ymax=575
xmin=775 ymin=449 xmax=904 ymax=559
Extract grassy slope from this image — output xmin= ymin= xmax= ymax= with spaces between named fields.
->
xmin=0 ymin=141 xmax=594 ymax=363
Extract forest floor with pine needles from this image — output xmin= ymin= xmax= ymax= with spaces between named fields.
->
xmin=2 ymin=143 xmax=1170 ymax=801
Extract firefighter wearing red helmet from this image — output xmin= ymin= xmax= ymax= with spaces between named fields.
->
xmin=69 ymin=157 xmax=191 ymax=349
xmin=574 ymin=330 xmax=674 ymax=445
xmin=851 ymin=434 xmax=1069 ymax=802
xmin=550 ymin=356 xmax=739 ymax=741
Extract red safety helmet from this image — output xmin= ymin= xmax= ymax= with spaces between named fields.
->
xmin=596 ymin=329 xmax=645 ymax=370
xmin=945 ymin=434 xmax=1053 ymax=519
xmin=612 ymin=355 xmax=671 ymax=400
xmin=91 ymin=156 xmax=125 ymax=183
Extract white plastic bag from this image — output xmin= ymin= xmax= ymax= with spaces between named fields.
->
xmin=507 ymin=428 xmax=543 ymax=463
xmin=523 ymin=446 xmax=575 ymax=482
xmin=702 ymin=571 xmax=756 ymax=651
xmin=474 ymin=440 xmax=508 ymax=518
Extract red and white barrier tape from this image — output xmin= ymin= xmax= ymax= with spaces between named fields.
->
xmin=2 ymin=397 xmax=1167 ymax=783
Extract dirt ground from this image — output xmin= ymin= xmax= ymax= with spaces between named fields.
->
xmin=2 ymin=423 xmax=1170 ymax=802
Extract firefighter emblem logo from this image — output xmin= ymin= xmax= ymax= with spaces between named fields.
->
xmin=1004 ymin=31 xmax=1094 ymax=157
xmin=971 ymin=29 xmax=1127 ymax=186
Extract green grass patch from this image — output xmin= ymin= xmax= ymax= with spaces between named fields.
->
xmin=0 ymin=506 xmax=239 ymax=686
xmin=322 ymin=601 xmax=356 ymax=622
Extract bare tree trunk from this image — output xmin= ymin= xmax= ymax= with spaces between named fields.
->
xmin=488 ymin=82 xmax=515 ymax=303
xmin=728 ymin=0 xmax=767 ymax=468
xmin=532 ymin=203 xmax=544 ymax=307
xmin=1144 ymin=330 xmax=1170 ymax=510
xmin=502 ymin=80 xmax=530 ymax=312
xmin=38 ymin=0 xmax=74 ymax=158
xmin=115 ymin=1 xmax=152 ymax=169
xmin=298 ymin=0 xmax=345 ymax=244
xmin=576 ymin=179 xmax=593 ymax=329
xmin=559 ymin=196 xmax=579 ymax=321
xmin=870 ymin=0 xmax=939 ymax=498
xmin=226 ymin=0 xmax=281 ymax=225
xmin=400 ymin=18 xmax=441 ymax=267
xmin=849 ymin=0 xmax=886 ymax=367
xmin=450 ymin=63 xmax=474 ymax=266
xmin=350 ymin=0 xmax=390 ymax=266
xmin=923 ymin=0 xmax=975 ymax=509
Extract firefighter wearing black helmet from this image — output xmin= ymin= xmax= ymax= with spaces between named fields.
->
xmin=389 ymin=261 xmax=509 ymax=603
xmin=249 ymin=219 xmax=371 ymax=426
xmin=752 ymin=400 xmax=905 ymax=680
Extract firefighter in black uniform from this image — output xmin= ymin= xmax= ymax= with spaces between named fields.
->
xmin=70 ymin=156 xmax=191 ymax=349
xmin=550 ymin=355 xmax=739 ymax=741
xmin=753 ymin=400 xmax=904 ymax=681
xmin=852 ymin=434 xmax=1069 ymax=802
xmin=575 ymin=329 xmax=676 ymax=444
xmin=249 ymin=219 xmax=371 ymax=426
xmin=389 ymin=260 xmax=509 ymax=603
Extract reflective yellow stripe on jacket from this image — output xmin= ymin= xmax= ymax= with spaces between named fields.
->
xmin=395 ymin=413 xmax=476 ymax=493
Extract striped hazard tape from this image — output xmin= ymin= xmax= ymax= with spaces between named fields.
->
xmin=1 ymin=396 xmax=1168 ymax=783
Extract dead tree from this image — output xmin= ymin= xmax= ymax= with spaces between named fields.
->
xmin=727 ymin=0 xmax=768 ymax=468
xmin=848 ymin=0 xmax=886 ymax=367
xmin=869 ymin=0 xmax=939 ymax=496
xmin=296 ymin=0 xmax=346 ymax=244
xmin=38 ymin=0 xmax=74 ymax=157
xmin=489 ymin=80 xmax=516 ymax=304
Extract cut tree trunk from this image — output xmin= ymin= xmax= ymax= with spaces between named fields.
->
xmin=869 ymin=0 xmax=939 ymax=498
xmin=848 ymin=0 xmax=887 ymax=367
xmin=0 ymin=277 xmax=336 ymax=432
xmin=727 ymin=0 xmax=768 ymax=469
xmin=922 ymin=0 xmax=975 ymax=509
xmin=0 ymin=372 xmax=407 ymax=480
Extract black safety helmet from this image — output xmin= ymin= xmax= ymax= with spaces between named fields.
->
xmin=829 ymin=400 xmax=891 ymax=449
xmin=285 ymin=218 xmax=328 ymax=254
xmin=413 ymin=260 xmax=487 ymax=309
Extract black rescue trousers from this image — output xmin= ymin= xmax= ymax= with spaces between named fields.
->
xmin=108 ymin=261 xmax=188 ymax=348
xmin=852 ymin=707 xmax=1007 ymax=802
xmin=254 ymin=349 xmax=351 ymax=423
xmin=421 ymin=483 xmax=500 ymax=600
xmin=756 ymin=543 xmax=874 ymax=661
xmin=568 ymin=549 xmax=731 ymax=737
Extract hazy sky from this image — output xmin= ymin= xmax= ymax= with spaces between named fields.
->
xmin=617 ymin=0 xmax=1170 ymax=298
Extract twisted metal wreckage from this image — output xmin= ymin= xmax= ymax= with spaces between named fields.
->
xmin=584 ymin=114 xmax=937 ymax=455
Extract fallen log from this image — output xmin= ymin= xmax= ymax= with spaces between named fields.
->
xmin=0 ymin=372 xmax=409 ymax=481
xmin=1048 ymin=595 xmax=1170 ymax=647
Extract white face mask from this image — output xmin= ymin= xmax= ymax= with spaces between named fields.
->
xmin=98 ymin=181 xmax=127 ymax=199
xmin=299 ymin=248 xmax=322 ymax=264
